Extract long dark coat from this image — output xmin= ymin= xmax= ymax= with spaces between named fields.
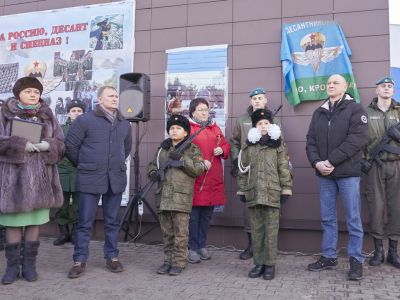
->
xmin=0 ymin=98 xmax=65 ymax=213
xmin=65 ymin=105 xmax=132 ymax=194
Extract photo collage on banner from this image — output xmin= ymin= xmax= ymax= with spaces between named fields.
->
xmin=165 ymin=45 xmax=229 ymax=135
xmin=0 ymin=0 xmax=135 ymax=205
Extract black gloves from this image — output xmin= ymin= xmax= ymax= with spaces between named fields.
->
xmin=361 ymin=159 xmax=372 ymax=174
xmin=149 ymin=171 xmax=161 ymax=182
xmin=169 ymin=159 xmax=184 ymax=168
xmin=280 ymin=195 xmax=290 ymax=205
xmin=169 ymin=151 xmax=183 ymax=161
xmin=387 ymin=125 xmax=400 ymax=143
xmin=239 ymin=195 xmax=246 ymax=203
xmin=230 ymin=158 xmax=238 ymax=177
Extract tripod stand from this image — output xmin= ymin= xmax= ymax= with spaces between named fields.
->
xmin=120 ymin=122 xmax=159 ymax=242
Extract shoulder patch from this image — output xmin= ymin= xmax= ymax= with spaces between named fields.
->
xmin=361 ymin=115 xmax=368 ymax=124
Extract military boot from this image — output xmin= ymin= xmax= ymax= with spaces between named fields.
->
xmin=53 ymin=225 xmax=70 ymax=246
xmin=1 ymin=243 xmax=21 ymax=285
xmin=22 ymin=241 xmax=40 ymax=282
xmin=387 ymin=239 xmax=400 ymax=268
xmin=368 ymin=238 xmax=384 ymax=266
xmin=239 ymin=232 xmax=253 ymax=260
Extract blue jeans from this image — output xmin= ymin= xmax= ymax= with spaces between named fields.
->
xmin=73 ymin=186 xmax=122 ymax=263
xmin=189 ymin=206 xmax=214 ymax=250
xmin=318 ymin=176 xmax=364 ymax=262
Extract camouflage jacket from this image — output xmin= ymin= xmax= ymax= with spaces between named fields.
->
xmin=147 ymin=140 xmax=205 ymax=213
xmin=364 ymin=98 xmax=400 ymax=161
xmin=237 ymin=142 xmax=292 ymax=208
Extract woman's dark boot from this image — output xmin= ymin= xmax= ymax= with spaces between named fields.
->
xmin=1 ymin=243 xmax=21 ymax=285
xmin=22 ymin=241 xmax=40 ymax=282
xmin=387 ymin=239 xmax=400 ymax=268
xmin=368 ymin=238 xmax=384 ymax=266
xmin=240 ymin=232 xmax=253 ymax=260
xmin=53 ymin=225 xmax=70 ymax=246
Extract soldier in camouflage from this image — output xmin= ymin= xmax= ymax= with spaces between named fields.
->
xmin=148 ymin=115 xmax=208 ymax=276
xmin=237 ymin=109 xmax=292 ymax=280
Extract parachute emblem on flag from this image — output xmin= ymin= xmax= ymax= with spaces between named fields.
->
xmin=291 ymin=32 xmax=343 ymax=72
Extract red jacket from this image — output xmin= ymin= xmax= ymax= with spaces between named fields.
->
xmin=190 ymin=120 xmax=230 ymax=206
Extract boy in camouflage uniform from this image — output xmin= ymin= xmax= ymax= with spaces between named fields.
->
xmin=237 ymin=109 xmax=292 ymax=280
xmin=148 ymin=115 xmax=208 ymax=276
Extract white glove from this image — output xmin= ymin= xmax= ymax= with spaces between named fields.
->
xmin=34 ymin=141 xmax=50 ymax=152
xmin=25 ymin=142 xmax=39 ymax=153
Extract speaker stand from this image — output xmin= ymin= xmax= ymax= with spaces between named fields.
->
xmin=120 ymin=122 xmax=159 ymax=242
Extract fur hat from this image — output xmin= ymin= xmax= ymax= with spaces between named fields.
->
xmin=166 ymin=114 xmax=191 ymax=135
xmin=251 ymin=108 xmax=273 ymax=127
xmin=66 ymin=99 xmax=86 ymax=113
xmin=12 ymin=77 xmax=43 ymax=98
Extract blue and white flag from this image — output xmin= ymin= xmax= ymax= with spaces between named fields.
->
xmin=281 ymin=21 xmax=359 ymax=106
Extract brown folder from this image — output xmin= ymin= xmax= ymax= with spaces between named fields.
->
xmin=11 ymin=118 xmax=44 ymax=144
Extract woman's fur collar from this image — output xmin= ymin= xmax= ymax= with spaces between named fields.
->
xmin=2 ymin=97 xmax=54 ymax=120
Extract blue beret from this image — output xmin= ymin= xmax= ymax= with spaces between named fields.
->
xmin=375 ymin=77 xmax=395 ymax=85
xmin=249 ymin=87 xmax=266 ymax=98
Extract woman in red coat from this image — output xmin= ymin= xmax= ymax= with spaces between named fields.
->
xmin=188 ymin=98 xmax=230 ymax=263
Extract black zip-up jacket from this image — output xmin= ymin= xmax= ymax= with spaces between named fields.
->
xmin=306 ymin=93 xmax=368 ymax=178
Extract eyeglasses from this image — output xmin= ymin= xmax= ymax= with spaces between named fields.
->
xmin=195 ymin=108 xmax=210 ymax=113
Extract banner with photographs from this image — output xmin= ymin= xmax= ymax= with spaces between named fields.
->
xmin=165 ymin=45 xmax=228 ymax=134
xmin=390 ymin=0 xmax=400 ymax=100
xmin=0 ymin=1 xmax=135 ymax=124
xmin=0 ymin=1 xmax=135 ymax=205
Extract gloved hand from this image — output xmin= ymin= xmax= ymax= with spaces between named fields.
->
xmin=280 ymin=195 xmax=290 ymax=205
xmin=34 ymin=141 xmax=50 ymax=152
xmin=387 ymin=125 xmax=400 ymax=142
xmin=230 ymin=158 xmax=238 ymax=177
xmin=149 ymin=171 xmax=161 ymax=182
xmin=169 ymin=151 xmax=182 ymax=161
xmin=25 ymin=142 xmax=39 ymax=153
xmin=169 ymin=159 xmax=184 ymax=168
xmin=239 ymin=195 xmax=246 ymax=203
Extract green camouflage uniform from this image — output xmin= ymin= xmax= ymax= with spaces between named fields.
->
xmin=148 ymin=141 xmax=204 ymax=268
xmin=238 ymin=141 xmax=292 ymax=266
xmin=230 ymin=106 xmax=283 ymax=232
xmin=55 ymin=119 xmax=78 ymax=226
xmin=364 ymin=98 xmax=400 ymax=240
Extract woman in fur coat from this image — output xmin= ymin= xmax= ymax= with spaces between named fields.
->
xmin=0 ymin=77 xmax=64 ymax=284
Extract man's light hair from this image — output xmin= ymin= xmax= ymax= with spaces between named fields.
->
xmin=97 ymin=85 xmax=117 ymax=98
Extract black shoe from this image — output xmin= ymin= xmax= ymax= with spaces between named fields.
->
xmin=263 ymin=265 xmax=275 ymax=280
xmin=307 ymin=256 xmax=338 ymax=271
xmin=387 ymin=239 xmax=400 ymax=268
xmin=240 ymin=232 xmax=253 ymax=260
xmin=53 ymin=225 xmax=70 ymax=246
xmin=248 ymin=265 xmax=265 ymax=278
xmin=348 ymin=257 xmax=363 ymax=281
xmin=157 ymin=263 xmax=171 ymax=275
xmin=106 ymin=258 xmax=124 ymax=273
xmin=369 ymin=238 xmax=384 ymax=266
xmin=169 ymin=266 xmax=183 ymax=276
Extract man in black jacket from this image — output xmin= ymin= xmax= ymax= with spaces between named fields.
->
xmin=65 ymin=86 xmax=132 ymax=279
xmin=306 ymin=74 xmax=368 ymax=281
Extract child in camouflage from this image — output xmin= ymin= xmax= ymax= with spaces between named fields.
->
xmin=147 ymin=114 xmax=208 ymax=276
xmin=237 ymin=109 xmax=292 ymax=280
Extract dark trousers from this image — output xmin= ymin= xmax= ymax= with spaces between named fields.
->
xmin=188 ymin=206 xmax=214 ymax=250
xmin=54 ymin=192 xmax=79 ymax=225
xmin=365 ymin=160 xmax=400 ymax=240
xmin=73 ymin=186 xmax=122 ymax=263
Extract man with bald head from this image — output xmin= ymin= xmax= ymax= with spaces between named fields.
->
xmin=306 ymin=74 xmax=368 ymax=280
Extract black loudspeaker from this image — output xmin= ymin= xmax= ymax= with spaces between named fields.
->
xmin=119 ymin=73 xmax=150 ymax=122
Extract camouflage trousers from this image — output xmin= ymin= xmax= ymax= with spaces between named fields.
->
xmin=158 ymin=211 xmax=189 ymax=268
xmin=249 ymin=205 xmax=279 ymax=266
